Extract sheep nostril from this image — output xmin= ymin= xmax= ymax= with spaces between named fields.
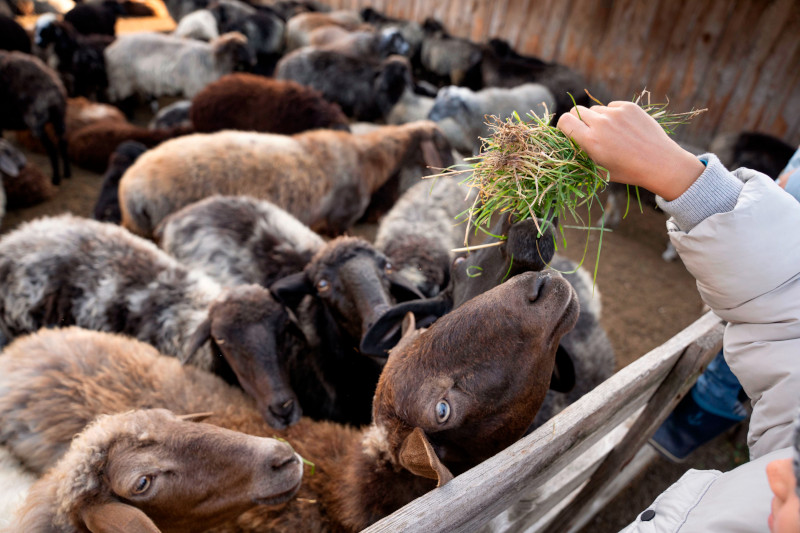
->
xmin=528 ymin=274 xmax=550 ymax=302
xmin=270 ymin=398 xmax=295 ymax=418
xmin=271 ymin=451 xmax=299 ymax=470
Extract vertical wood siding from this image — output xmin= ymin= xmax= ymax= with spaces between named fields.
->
xmin=327 ymin=0 xmax=800 ymax=148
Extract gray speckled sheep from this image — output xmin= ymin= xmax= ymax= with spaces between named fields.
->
xmin=155 ymin=195 xmax=324 ymax=288
xmin=0 ymin=214 xmax=305 ymax=429
xmin=428 ymin=83 xmax=556 ymax=155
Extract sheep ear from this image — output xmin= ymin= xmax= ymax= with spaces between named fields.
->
xmin=399 ymin=427 xmax=453 ymax=487
xmin=82 ymin=501 xmax=161 ymax=533
xmin=270 ymin=272 xmax=313 ymax=310
xmin=0 ymin=153 xmax=21 ymax=176
xmin=420 ymin=139 xmax=444 ymax=170
xmin=182 ymin=317 xmax=211 ymax=365
xmin=550 ymin=344 xmax=576 ymax=393
xmin=178 ymin=411 xmax=214 ymax=422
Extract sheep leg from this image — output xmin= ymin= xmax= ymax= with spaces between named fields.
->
xmin=52 ymin=113 xmax=71 ymax=180
xmin=35 ymin=124 xmax=61 ymax=186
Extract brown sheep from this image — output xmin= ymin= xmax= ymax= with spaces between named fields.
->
xmin=0 ymin=269 xmax=578 ymax=531
xmin=68 ymin=120 xmax=194 ymax=173
xmin=0 ymin=139 xmax=54 ymax=210
xmin=14 ymin=96 xmax=126 ymax=154
xmin=8 ymin=408 xmax=304 ymax=532
xmin=118 ymin=120 xmax=453 ymax=238
xmin=284 ymin=10 xmax=364 ymax=51
xmin=190 ymin=73 xmax=350 ymax=135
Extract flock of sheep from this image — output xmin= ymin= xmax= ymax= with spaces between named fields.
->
xmin=2 ymin=0 xmax=794 ymax=530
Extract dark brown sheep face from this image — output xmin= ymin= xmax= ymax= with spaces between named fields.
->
xmin=271 ymin=237 xmax=423 ymax=355
xmin=75 ymin=410 xmax=303 ymax=533
xmin=190 ymin=284 xmax=302 ymax=430
xmin=372 ymin=271 xmax=578 ymax=483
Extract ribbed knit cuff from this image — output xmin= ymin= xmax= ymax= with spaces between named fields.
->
xmin=656 ymin=153 xmax=743 ymax=232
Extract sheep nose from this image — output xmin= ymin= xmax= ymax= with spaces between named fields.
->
xmin=269 ymin=398 xmax=296 ymax=420
xmin=270 ymin=449 xmax=300 ymax=471
xmin=528 ymin=273 xmax=551 ymax=303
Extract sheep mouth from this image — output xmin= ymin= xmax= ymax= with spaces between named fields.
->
xmin=252 ymin=477 xmax=303 ymax=506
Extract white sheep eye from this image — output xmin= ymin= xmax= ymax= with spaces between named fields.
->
xmin=132 ymin=475 xmax=152 ymax=495
xmin=384 ymin=262 xmax=394 ymax=275
xmin=435 ymin=400 xmax=450 ymax=423
xmin=316 ymin=279 xmax=330 ymax=292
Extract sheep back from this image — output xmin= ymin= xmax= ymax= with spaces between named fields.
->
xmin=190 ymin=73 xmax=350 ymax=134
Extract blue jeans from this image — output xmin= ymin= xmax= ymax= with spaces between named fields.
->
xmin=691 ymin=350 xmax=746 ymax=421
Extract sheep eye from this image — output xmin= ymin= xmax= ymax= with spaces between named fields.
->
xmin=453 ymin=256 xmax=466 ymax=267
xmin=132 ymin=475 xmax=152 ymax=495
xmin=384 ymin=262 xmax=394 ymax=275
xmin=316 ymin=279 xmax=330 ymax=292
xmin=435 ymin=400 xmax=450 ymax=423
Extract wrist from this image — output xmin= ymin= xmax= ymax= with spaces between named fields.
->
xmin=650 ymin=151 xmax=706 ymax=201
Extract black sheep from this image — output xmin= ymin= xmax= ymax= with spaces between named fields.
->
xmin=92 ymin=140 xmax=147 ymax=223
xmin=64 ymin=0 xmax=123 ymax=36
xmin=34 ymin=17 xmax=112 ymax=100
xmin=0 ymin=50 xmax=70 ymax=184
xmin=0 ymin=14 xmax=31 ymax=53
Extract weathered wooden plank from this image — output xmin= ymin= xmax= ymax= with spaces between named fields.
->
xmin=363 ymin=312 xmax=724 ymax=533
xmin=544 ymin=317 xmax=723 ymax=532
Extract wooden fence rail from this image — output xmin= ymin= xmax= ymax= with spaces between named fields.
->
xmin=363 ymin=311 xmax=724 ymax=532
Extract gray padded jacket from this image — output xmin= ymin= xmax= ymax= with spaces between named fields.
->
xmin=621 ymin=153 xmax=800 ymax=532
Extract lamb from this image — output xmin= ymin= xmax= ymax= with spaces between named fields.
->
xmin=0 ymin=50 xmax=70 ymax=184
xmin=173 ymin=8 xmax=219 ymax=40
xmin=419 ymin=18 xmax=482 ymax=87
xmin=0 ymin=138 xmax=54 ymax=212
xmin=274 ymin=49 xmax=412 ymax=121
xmin=68 ymin=118 xmax=193 ymax=172
xmin=479 ymin=38 xmax=592 ymax=116
xmin=428 ymin=83 xmax=556 ymax=155
xmin=33 ymin=17 xmax=112 ymax=100
xmin=0 ymin=14 xmax=31 ymax=53
xmin=118 ymin=120 xmax=453 ymax=238
xmin=63 ymin=0 xmax=123 ymax=36
xmin=154 ymin=194 xmax=325 ymax=288
xmin=189 ymin=73 xmax=350 ymax=134
xmin=7 ymin=406 xmax=304 ymax=532
xmin=104 ymin=31 xmax=255 ymax=104
xmin=0 ymin=214 xmax=306 ymax=429
xmin=92 ymin=140 xmax=147 ymax=223
xmin=373 ymin=176 xmax=475 ymax=297
xmin=0 ymin=268 xmax=579 ymax=531
xmin=359 ymin=6 xmax=424 ymax=60
xmin=284 ymin=9 xmax=363 ymax=51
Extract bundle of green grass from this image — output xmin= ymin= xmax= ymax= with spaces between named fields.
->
xmin=443 ymin=91 xmax=705 ymax=273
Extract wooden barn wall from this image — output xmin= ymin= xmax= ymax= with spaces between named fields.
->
xmin=326 ymin=0 xmax=800 ymax=148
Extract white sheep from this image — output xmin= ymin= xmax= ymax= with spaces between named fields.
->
xmin=428 ymin=83 xmax=556 ymax=155
xmin=173 ymin=8 xmax=219 ymax=41
xmin=104 ymin=31 xmax=254 ymax=103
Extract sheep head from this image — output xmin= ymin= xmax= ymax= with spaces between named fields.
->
xmin=0 ymin=138 xmax=26 ymax=177
xmin=427 ymin=85 xmax=472 ymax=122
xmin=23 ymin=409 xmax=303 ymax=533
xmin=372 ymin=271 xmax=579 ymax=483
xmin=271 ymin=236 xmax=423 ymax=357
xmin=213 ymin=31 xmax=256 ymax=72
xmin=185 ymin=284 xmax=302 ymax=430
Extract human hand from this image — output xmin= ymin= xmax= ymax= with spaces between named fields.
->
xmin=557 ymin=101 xmax=705 ymax=201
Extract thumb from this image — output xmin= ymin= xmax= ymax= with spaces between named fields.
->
xmin=557 ymin=111 xmax=590 ymax=146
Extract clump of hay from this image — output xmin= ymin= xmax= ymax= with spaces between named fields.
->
xmin=439 ymin=90 xmax=705 ymax=276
